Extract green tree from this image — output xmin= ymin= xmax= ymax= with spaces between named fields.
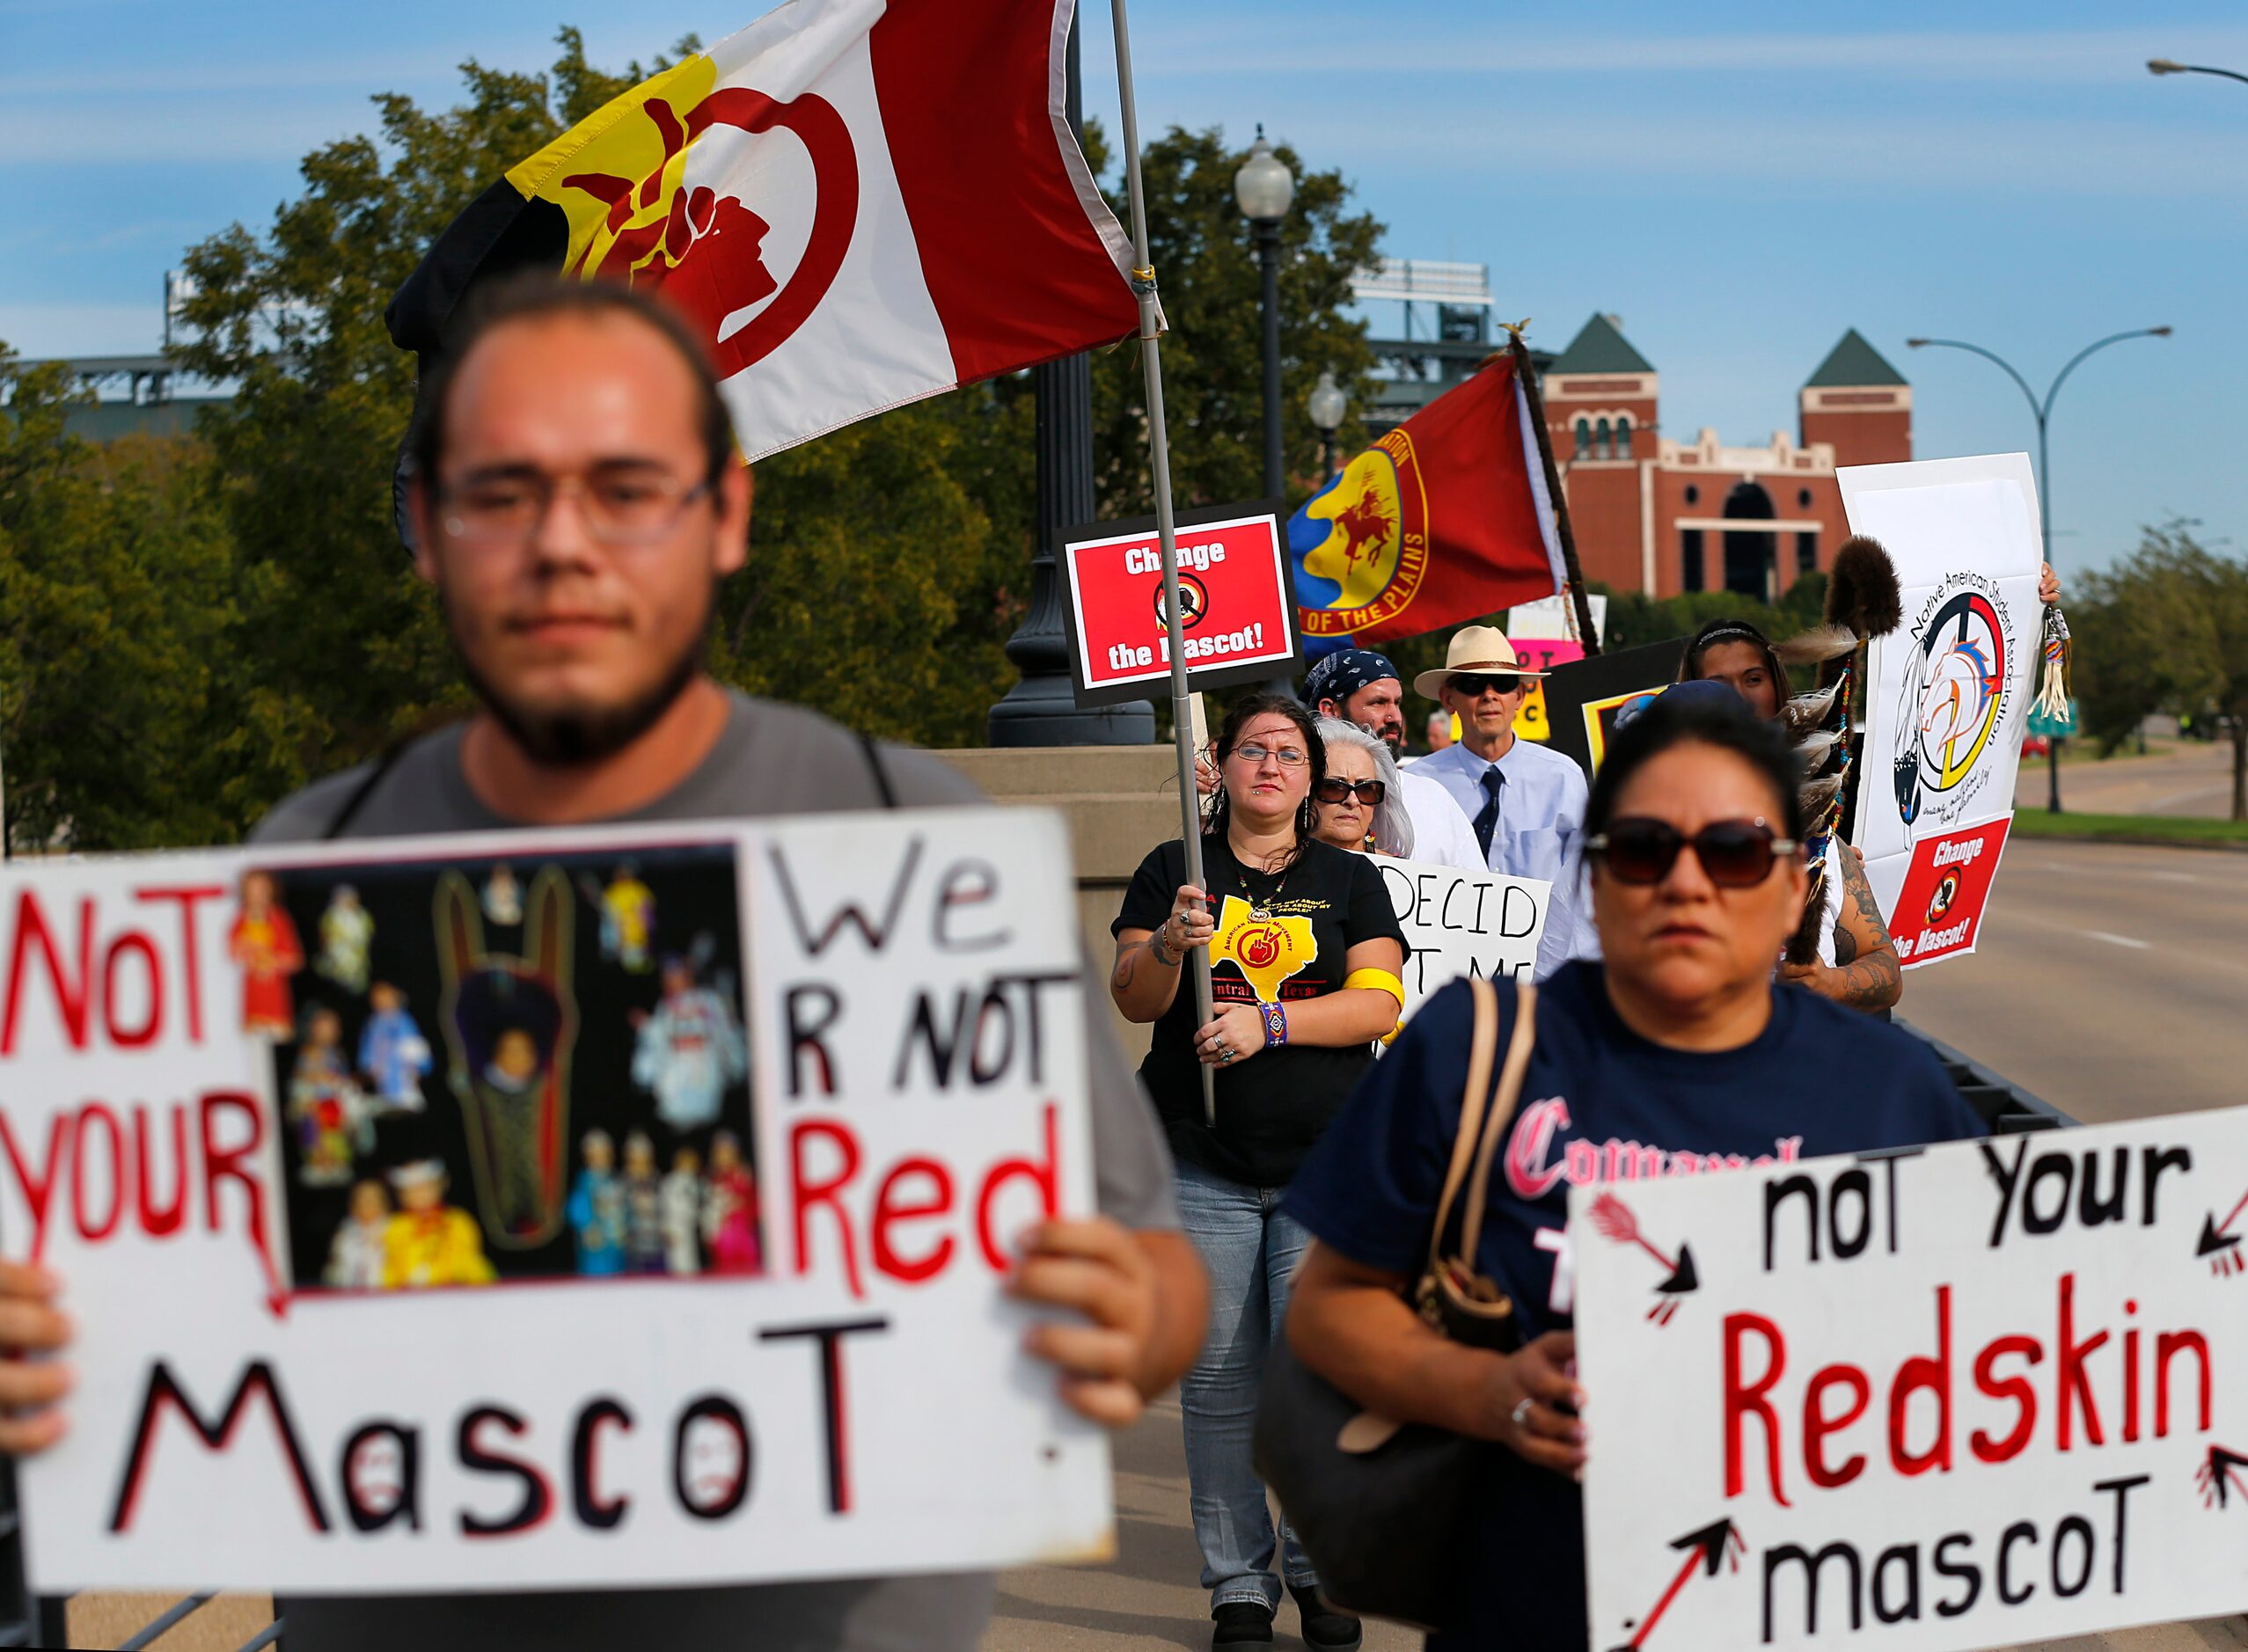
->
xmin=0 ymin=355 xmax=291 ymax=848
xmin=2078 ymin=523 xmax=2248 ymax=820
xmin=150 ymin=38 xmax=1383 ymax=788
xmin=1090 ymin=127 xmax=1382 ymax=518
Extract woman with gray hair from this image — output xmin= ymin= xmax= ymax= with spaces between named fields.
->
xmin=1312 ymin=717 xmax=1415 ymax=859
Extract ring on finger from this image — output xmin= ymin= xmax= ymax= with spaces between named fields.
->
xmin=1511 ymin=1397 xmax=1534 ymax=1429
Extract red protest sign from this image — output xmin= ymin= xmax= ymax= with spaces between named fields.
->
xmin=1058 ymin=504 xmax=1305 ymax=706
xmin=1888 ymin=816 xmax=2011 ymax=968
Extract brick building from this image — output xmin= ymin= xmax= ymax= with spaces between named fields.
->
xmin=1539 ymin=314 xmax=1910 ymax=599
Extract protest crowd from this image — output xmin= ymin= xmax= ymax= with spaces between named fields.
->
xmin=4 ymin=4 xmax=2223 ymax=1652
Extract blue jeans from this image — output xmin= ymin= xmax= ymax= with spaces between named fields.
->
xmin=1174 ymin=1158 xmax=1317 ymax=1612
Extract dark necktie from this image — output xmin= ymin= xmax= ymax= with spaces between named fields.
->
xmin=1472 ymin=766 xmax=1505 ymax=859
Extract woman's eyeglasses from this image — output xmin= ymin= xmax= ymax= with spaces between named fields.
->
xmin=1230 ymin=742 xmax=1309 ymax=767
xmin=1583 ymin=817 xmax=1798 ymax=888
xmin=1314 ymin=778 xmax=1387 ymax=806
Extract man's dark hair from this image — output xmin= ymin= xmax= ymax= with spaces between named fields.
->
xmin=406 ymin=273 xmax=736 ymax=496
xmin=1585 ymin=688 xmax=1806 ymax=845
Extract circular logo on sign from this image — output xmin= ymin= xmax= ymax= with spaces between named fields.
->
xmin=1893 ymin=588 xmax=2006 ymax=825
xmin=1154 ymin=573 xmax=1210 ymax=632
xmin=1926 ymin=869 xmax=1961 ymax=925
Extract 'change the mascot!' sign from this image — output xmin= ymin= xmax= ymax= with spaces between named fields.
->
xmin=1578 ymin=1110 xmax=2248 ymax=1648
xmin=1058 ymin=502 xmax=1306 ymax=706
xmin=5 ymin=810 xmax=1111 ymax=1595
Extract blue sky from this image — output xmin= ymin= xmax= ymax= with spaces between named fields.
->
xmin=5 ymin=0 xmax=2246 ymax=576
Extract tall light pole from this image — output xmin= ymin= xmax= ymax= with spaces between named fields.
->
xmin=1906 ymin=326 xmax=2173 ymax=812
xmin=2149 ymin=57 xmax=2248 ymax=86
xmin=1308 ymin=370 xmax=1346 ymax=485
xmin=986 ymin=18 xmax=1153 ymax=745
xmin=1234 ymin=127 xmax=1294 ymax=504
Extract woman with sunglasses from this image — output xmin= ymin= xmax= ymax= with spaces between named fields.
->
xmin=1310 ymin=719 xmax=1415 ymax=859
xmin=1678 ymin=617 xmax=1902 ymax=1013
xmin=1113 ymin=693 xmax=1407 ymax=1650
xmin=1281 ymin=684 xmax=1981 ymax=1649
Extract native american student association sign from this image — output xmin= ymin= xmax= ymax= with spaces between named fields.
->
xmin=1058 ymin=502 xmax=1306 ymax=706
xmin=4 ymin=810 xmax=1110 ymax=1593
xmin=1578 ymin=1111 xmax=2248 ymax=1649
xmin=1841 ymin=455 xmax=2042 ymax=969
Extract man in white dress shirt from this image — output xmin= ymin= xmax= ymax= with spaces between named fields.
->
xmin=1300 ymin=647 xmax=1486 ymax=874
xmin=1410 ymin=625 xmax=1591 ymax=978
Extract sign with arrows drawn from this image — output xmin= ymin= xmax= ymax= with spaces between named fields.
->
xmin=1575 ymin=1108 xmax=2248 ymax=1649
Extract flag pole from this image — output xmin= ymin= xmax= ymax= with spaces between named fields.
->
xmin=1109 ymin=0 xmax=1217 ymax=1125
xmin=1507 ymin=330 xmax=1601 ymax=656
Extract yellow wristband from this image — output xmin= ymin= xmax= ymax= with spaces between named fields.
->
xmin=1343 ymin=969 xmax=1406 ymax=1009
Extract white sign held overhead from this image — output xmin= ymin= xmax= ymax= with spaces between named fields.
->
xmin=1578 ymin=1108 xmax=2248 ymax=1650
xmin=1839 ymin=455 xmax=2042 ymax=969
xmin=6 ymin=810 xmax=1109 ymax=1594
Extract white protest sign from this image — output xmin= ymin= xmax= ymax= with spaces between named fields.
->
xmin=1840 ymin=455 xmax=2041 ymax=968
xmin=1369 ymin=855 xmax=1549 ymax=1020
xmin=7 ymin=809 xmax=1110 ymax=1593
xmin=1577 ymin=1110 xmax=2248 ymax=1649
xmin=1508 ymin=591 xmax=1609 ymax=648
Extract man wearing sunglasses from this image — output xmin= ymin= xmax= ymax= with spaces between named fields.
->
xmin=1300 ymin=648 xmax=1486 ymax=874
xmin=1410 ymin=625 xmax=1593 ymax=978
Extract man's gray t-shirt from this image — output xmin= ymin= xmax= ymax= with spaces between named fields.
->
xmin=259 ymin=692 xmax=1177 ymax=1652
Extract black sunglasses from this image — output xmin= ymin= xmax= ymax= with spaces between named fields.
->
xmin=1584 ymin=817 xmax=1798 ymax=888
xmin=1314 ymin=778 xmax=1388 ymax=806
xmin=1447 ymin=673 xmax=1522 ymax=698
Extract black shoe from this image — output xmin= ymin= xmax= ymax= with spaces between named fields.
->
xmin=1290 ymin=1583 xmax=1363 ymax=1651
xmin=1212 ymin=1600 xmax=1275 ymax=1646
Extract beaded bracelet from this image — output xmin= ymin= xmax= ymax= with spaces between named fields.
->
xmin=1262 ymin=1000 xmax=1288 ymax=1049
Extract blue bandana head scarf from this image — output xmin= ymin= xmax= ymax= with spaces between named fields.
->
xmin=1301 ymin=648 xmax=1401 ymax=712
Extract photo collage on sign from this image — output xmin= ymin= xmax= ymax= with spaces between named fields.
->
xmin=234 ymin=844 xmax=759 ymax=1295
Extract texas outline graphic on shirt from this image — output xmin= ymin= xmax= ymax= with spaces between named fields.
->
xmin=1211 ymin=895 xmax=1317 ymax=1004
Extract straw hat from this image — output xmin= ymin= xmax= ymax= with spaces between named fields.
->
xmin=1410 ymin=625 xmax=1549 ymax=699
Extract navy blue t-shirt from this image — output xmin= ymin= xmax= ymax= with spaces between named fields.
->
xmin=1285 ymin=961 xmax=1984 ymax=1649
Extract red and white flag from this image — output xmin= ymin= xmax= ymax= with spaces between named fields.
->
xmin=395 ymin=0 xmax=1143 ymax=459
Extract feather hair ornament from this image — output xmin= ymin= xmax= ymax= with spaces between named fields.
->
xmin=2034 ymin=606 xmax=2072 ymax=725
xmin=1779 ymin=535 xmax=1903 ymax=966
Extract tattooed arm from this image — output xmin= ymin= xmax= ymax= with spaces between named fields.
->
xmin=1777 ymin=845 xmax=1903 ymax=1013
xmin=1112 ymin=883 xmax=1213 ymax=1023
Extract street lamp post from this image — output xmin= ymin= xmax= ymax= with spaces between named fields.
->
xmin=1234 ymin=128 xmax=1294 ymax=504
xmin=986 ymin=18 xmax=1152 ymax=746
xmin=2149 ymin=57 xmax=2248 ymax=86
xmin=1308 ymin=370 xmax=1346 ymax=485
xmin=1906 ymin=325 xmax=2173 ymax=813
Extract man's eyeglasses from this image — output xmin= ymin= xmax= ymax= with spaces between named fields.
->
xmin=437 ymin=464 xmax=713 ymax=549
xmin=1314 ymin=778 xmax=1388 ymax=806
xmin=1230 ymin=742 xmax=1309 ymax=767
xmin=1583 ymin=817 xmax=1798 ymax=888
xmin=1447 ymin=673 xmax=1522 ymax=698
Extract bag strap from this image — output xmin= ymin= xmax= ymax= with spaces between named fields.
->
xmin=1423 ymin=976 xmax=1503 ymax=1282
xmin=1458 ymin=980 xmax=1540 ymax=1264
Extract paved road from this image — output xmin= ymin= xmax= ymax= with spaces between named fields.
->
xmin=1900 ymin=837 xmax=2248 ymax=1122
xmin=988 ymin=837 xmax=2248 ymax=1652
xmin=2017 ymin=741 xmax=2238 ymax=820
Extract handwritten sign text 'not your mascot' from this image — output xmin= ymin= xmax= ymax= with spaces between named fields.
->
xmin=4 ymin=809 xmax=1109 ymax=1594
xmin=1577 ymin=1110 xmax=2248 ymax=1649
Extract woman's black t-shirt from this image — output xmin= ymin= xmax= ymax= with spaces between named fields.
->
xmin=1115 ymin=834 xmax=1405 ymax=1188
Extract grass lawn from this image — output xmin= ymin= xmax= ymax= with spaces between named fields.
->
xmin=2011 ymin=808 xmax=2248 ymax=846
